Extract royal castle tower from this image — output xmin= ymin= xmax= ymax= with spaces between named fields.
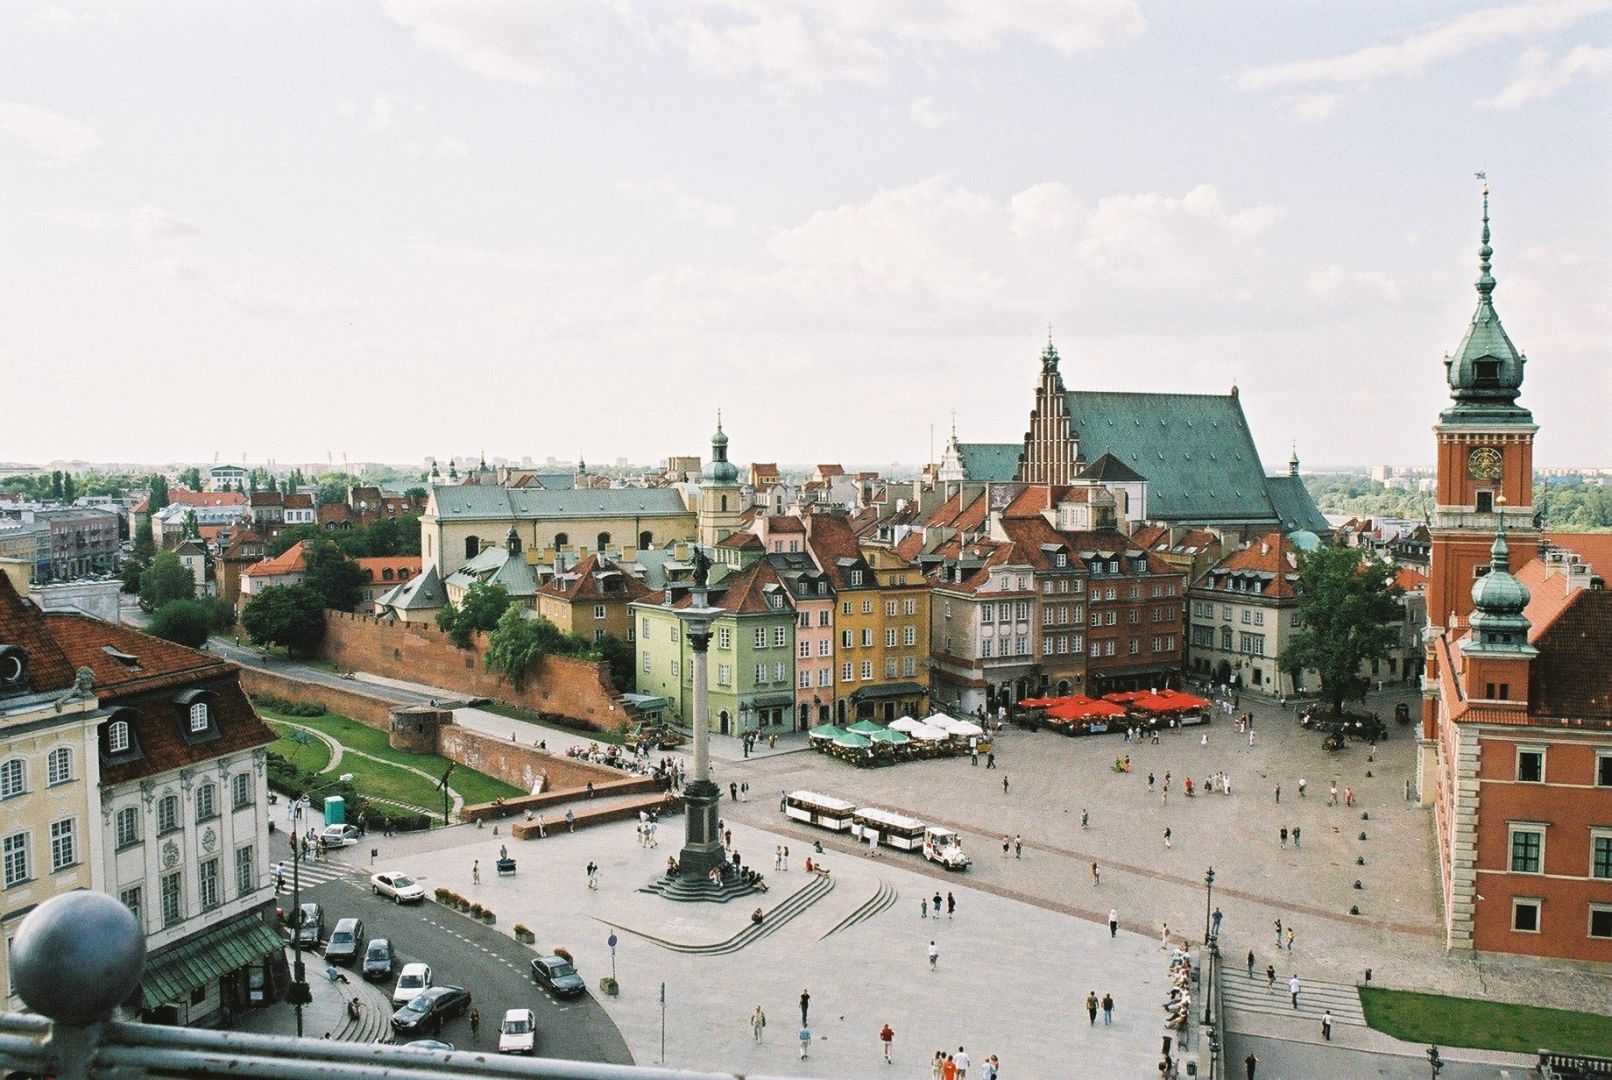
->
xmin=1017 ymin=337 xmax=1080 ymax=485
xmin=1423 ymin=188 xmax=1539 ymax=729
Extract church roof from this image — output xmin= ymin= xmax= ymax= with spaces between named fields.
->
xmin=428 ymin=485 xmax=690 ymax=522
xmin=1077 ymin=453 xmax=1145 ymax=483
xmin=955 ymin=443 xmax=1021 ymax=483
xmin=1063 ymin=390 xmax=1283 ymax=525
xmin=1264 ymin=474 xmax=1332 ymax=535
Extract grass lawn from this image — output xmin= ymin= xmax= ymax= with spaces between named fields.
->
xmin=1360 ymin=987 xmax=1612 ymax=1057
xmin=265 ymin=721 xmax=332 ymax=775
xmin=259 ymin=706 xmax=523 ymax=813
xmin=476 ymin=700 xmax=624 ymax=745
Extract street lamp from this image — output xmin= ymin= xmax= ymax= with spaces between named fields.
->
xmin=1203 ymin=866 xmax=1216 ymax=944
xmin=738 ymin=701 xmax=753 ymax=738
xmin=285 ymin=773 xmax=353 ymax=1036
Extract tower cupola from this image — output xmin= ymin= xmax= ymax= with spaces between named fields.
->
xmin=704 ymin=414 xmax=739 ymax=485
xmin=1443 ymin=188 xmax=1531 ymax=424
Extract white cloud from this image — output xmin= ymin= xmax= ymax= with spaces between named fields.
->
xmin=1008 ymin=182 xmax=1084 ymax=237
xmin=28 ymin=5 xmax=94 ymax=32
xmin=434 ymin=134 xmax=470 ymax=157
xmin=0 ymin=101 xmax=99 ymax=163
xmin=1235 ymin=0 xmax=1610 ymax=91
xmin=128 ymin=206 xmax=202 ymax=242
xmin=1284 ymin=93 xmax=1342 ymax=122
xmin=1305 ymin=266 xmax=1404 ymax=306
xmin=38 ymin=207 xmax=118 ymax=234
xmin=618 ymin=178 xmax=737 ymax=230
xmin=664 ymin=11 xmax=886 ymax=86
xmin=368 ymin=93 xmax=397 ymax=130
xmin=142 ymin=259 xmax=207 ymax=282
xmin=381 ymin=0 xmax=592 ymax=86
xmin=910 ymin=96 xmax=944 ymax=129
xmin=1481 ymin=42 xmax=1612 ymax=107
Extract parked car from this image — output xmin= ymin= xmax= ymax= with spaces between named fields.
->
xmin=498 ymin=1008 xmax=537 ymax=1055
xmin=319 ymin=824 xmax=361 ymax=848
xmin=400 ymin=1039 xmax=455 ymax=1051
xmin=361 ymin=938 xmax=394 ymax=981
xmin=324 ymin=918 xmax=365 ymax=965
xmin=528 ymin=955 xmax=585 ymax=999
xmin=392 ymin=963 xmax=433 ymax=1006
xmin=390 ymin=986 xmax=472 ymax=1036
xmin=292 ymin=902 xmax=323 ymax=949
xmin=370 ymin=871 xmax=424 ymax=904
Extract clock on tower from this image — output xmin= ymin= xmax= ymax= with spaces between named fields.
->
xmin=1468 ymin=447 xmax=1503 ymax=480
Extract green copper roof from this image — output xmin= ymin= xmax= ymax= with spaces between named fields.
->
xmin=1265 ymin=475 xmax=1331 ymax=535
xmin=141 ymin=917 xmax=285 ymax=1009
xmin=1465 ymin=521 xmax=1537 ymax=657
xmin=1064 ymin=390 xmax=1279 ymax=524
xmin=1443 ymin=189 xmax=1531 ymax=425
xmin=956 ymin=442 xmax=1022 ymax=482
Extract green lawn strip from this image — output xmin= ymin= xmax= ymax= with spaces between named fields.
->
xmin=265 ymin=721 xmax=332 ymax=775
xmin=1359 ymin=987 xmax=1612 ymax=1057
xmin=258 ymin=706 xmax=525 ymax=804
xmin=475 ymin=699 xmax=624 ymax=744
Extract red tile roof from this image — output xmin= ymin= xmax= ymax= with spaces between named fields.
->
xmin=541 ymin=554 xmax=654 ymax=603
xmin=1544 ymin=531 xmax=1612 ymax=579
xmin=356 ymin=556 xmax=421 ymax=584
xmin=765 ymin=515 xmax=806 ymax=534
xmin=249 ymin=491 xmax=284 ymax=508
xmin=283 ymin=493 xmax=314 ymax=510
xmin=1528 ymin=588 xmax=1612 ymax=722
xmin=242 ymin=540 xmax=308 ymax=578
xmin=0 ymin=573 xmax=77 ymax=692
xmin=717 ymin=531 xmax=764 ymax=550
xmin=1202 ymin=533 xmax=1298 ymax=597
xmin=1393 ymin=567 xmax=1429 ymax=593
xmin=801 ymin=512 xmax=869 ymax=590
xmin=131 ymin=489 xmax=248 ymax=514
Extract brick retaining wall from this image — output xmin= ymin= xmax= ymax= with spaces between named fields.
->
xmin=319 ymin=612 xmax=635 ymax=733
xmin=438 ymin=724 xmax=641 ymax=801
xmin=239 ymin=667 xmax=396 ymax=728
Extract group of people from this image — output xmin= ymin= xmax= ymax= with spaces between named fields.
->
xmin=1161 ymin=942 xmax=1194 ymax=1033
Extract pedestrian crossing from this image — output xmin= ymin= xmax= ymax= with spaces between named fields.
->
xmin=1220 ymin=970 xmax=1366 ymax=1026
xmin=271 ymin=860 xmax=366 ymax=890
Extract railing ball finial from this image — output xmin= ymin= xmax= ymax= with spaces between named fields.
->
xmin=13 ymin=890 xmax=145 ymax=1025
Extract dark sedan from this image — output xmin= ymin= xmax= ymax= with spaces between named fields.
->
xmin=362 ymin=938 xmax=394 ymax=981
xmin=390 ymin=986 xmax=473 ymax=1036
xmin=529 ymin=955 xmax=585 ymax=999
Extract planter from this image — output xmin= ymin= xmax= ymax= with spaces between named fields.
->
xmin=598 ymin=977 xmax=619 ymax=997
xmin=514 ymin=927 xmax=535 ymax=944
xmin=482 ymin=912 xmax=496 ymax=925
xmin=553 ymin=947 xmax=573 ymax=964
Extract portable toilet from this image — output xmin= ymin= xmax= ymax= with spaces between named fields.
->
xmin=324 ymin=795 xmax=346 ymax=826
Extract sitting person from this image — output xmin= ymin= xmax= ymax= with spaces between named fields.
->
xmin=751 ymin=907 xmax=764 ymax=924
xmin=813 ymin=840 xmax=823 ymax=853
xmin=666 ymin=857 xmax=679 ymax=877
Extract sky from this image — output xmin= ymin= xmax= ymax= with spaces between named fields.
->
xmin=2 ymin=1 xmax=1608 ymax=473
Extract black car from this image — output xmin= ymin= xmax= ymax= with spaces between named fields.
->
xmin=324 ymin=918 xmax=365 ymax=965
xmin=529 ymin=955 xmax=585 ymax=999
xmin=292 ymin=902 xmax=323 ymax=949
xmin=361 ymin=938 xmax=394 ymax=981
xmin=390 ymin=986 xmax=473 ymax=1036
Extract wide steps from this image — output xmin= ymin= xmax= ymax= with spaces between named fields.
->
xmin=616 ymin=872 xmax=834 ymax=955
xmin=1220 ymin=972 xmax=1367 ymax=1025
xmin=820 ymin=879 xmax=898 ymax=939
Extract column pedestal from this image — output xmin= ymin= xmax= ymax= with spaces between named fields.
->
xmin=677 ymin=780 xmax=725 ymax=878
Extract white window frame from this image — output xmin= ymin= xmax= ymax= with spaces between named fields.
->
xmin=1590 ymin=903 xmax=1612 ymax=940
xmin=593 ymin=605 xmax=606 ymax=620
xmin=717 ymin=626 xmax=731 ymax=650
xmin=773 ymin=626 xmax=787 ymax=647
xmin=157 ymin=794 xmax=180 ymax=835
xmin=1591 ymin=829 xmax=1612 ymax=880
xmin=195 ymin=783 xmax=217 ymax=822
xmin=1508 ymin=823 xmax=1545 ymax=874
xmin=860 ymin=660 xmax=873 ymax=681
xmin=115 ymin=806 xmax=141 ymax=849
xmin=1510 ymin=896 xmax=1542 ymax=934
xmin=49 ymin=818 xmax=75 ymax=872
xmin=188 ymin=702 xmax=209 ymax=733
xmin=160 ymin=870 xmax=183 ymax=927
xmin=108 ymin=720 xmax=130 ymax=753
xmin=0 ymin=759 xmax=24 ymax=800
xmin=717 ymin=664 xmax=731 ymax=687
xmin=198 ymin=857 xmax=220 ymax=911
xmin=46 ymin=747 xmax=72 ymax=786
xmin=3 ymin=832 xmax=30 ymax=887
xmin=232 ymin=772 xmax=252 ymax=810
xmin=1516 ymin=745 xmax=1546 ymax=784
xmin=753 ymin=628 xmax=767 ymax=649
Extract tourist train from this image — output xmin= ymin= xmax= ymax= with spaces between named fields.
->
xmin=782 ymin=791 xmax=972 ymax=870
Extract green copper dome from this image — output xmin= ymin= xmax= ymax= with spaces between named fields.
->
xmin=1443 ymin=189 xmax=1531 ymax=425
xmin=704 ymin=416 xmax=738 ymax=484
xmin=1465 ymin=521 xmax=1536 ymax=656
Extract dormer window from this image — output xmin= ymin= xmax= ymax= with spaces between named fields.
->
xmin=0 ymin=646 xmax=27 ymax=689
xmin=1055 ymin=553 xmax=1067 ymax=567
xmin=108 ymin=720 xmax=130 ymax=754
xmin=850 ymin=570 xmax=863 ymax=587
xmin=1474 ymin=359 xmax=1500 ymax=387
xmin=189 ymin=703 xmax=209 ymax=731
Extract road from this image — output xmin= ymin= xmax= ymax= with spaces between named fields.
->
xmin=301 ymin=873 xmax=632 ymax=1063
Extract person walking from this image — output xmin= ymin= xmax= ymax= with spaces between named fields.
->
xmin=941 ymin=1053 xmax=957 ymax=1080
xmin=565 ymin=808 xmax=576 ymax=832
xmin=1163 ymin=827 xmax=1172 ymax=849
xmin=1109 ymin=908 xmax=1119 ymax=938
xmin=1274 ymin=918 xmax=1283 ymax=946
xmin=1081 ymin=808 xmax=1089 ymax=828
xmin=1292 ymin=826 xmax=1301 ymax=850
xmin=1101 ymin=992 xmax=1114 ymax=1024
xmin=751 ymin=1005 xmax=766 ymax=1042
xmin=1328 ymin=782 xmax=1338 ymax=806
xmin=1280 ymin=826 xmax=1288 ymax=849
xmin=1002 ymin=775 xmax=1009 ymax=795
xmin=1274 ymin=784 xmax=1281 ymax=803
xmin=986 ymin=751 xmax=996 ymax=769
xmin=932 ymin=891 xmax=942 ymax=917
xmin=1289 ymin=974 xmax=1301 ymax=1009
xmin=1298 ymin=777 xmax=1307 ymax=798
xmin=947 ymin=892 xmax=956 ymax=919
xmin=984 ymin=1054 xmax=1000 ymax=1079
xmin=1285 ymin=926 xmax=1294 ymax=952
xmin=1161 ymin=922 xmax=1170 ymax=949
xmin=1266 ymin=964 xmax=1276 ymax=988
xmin=1245 ymin=1053 xmax=1258 ymax=1080
xmin=781 ymin=845 xmax=789 ymax=871
xmin=928 ymin=940 xmax=939 ymax=970
xmin=1148 ymin=771 xmax=1156 ymax=791
xmin=799 ymin=989 xmax=810 ymax=1026
xmin=472 ymin=860 xmax=480 ymax=884
xmin=798 ymin=1025 xmax=811 ymax=1060
xmin=1013 ymin=835 xmax=1023 ymax=859
xmin=954 ymin=1046 xmax=970 ymax=1078
xmin=469 ymin=1006 xmax=480 ymax=1038
xmin=1092 ymin=862 xmax=1101 ymax=887
xmin=879 ymin=1022 xmax=895 ymax=1063
xmin=1246 ymin=949 xmax=1256 ymax=977
xmin=970 ymin=743 xmax=978 ymax=766
xmin=1321 ymin=1010 xmax=1333 ymax=1041
xmin=1211 ymin=907 xmax=1223 ymax=937
xmin=1085 ymin=991 xmax=1099 ymax=1026
xmin=920 ymin=896 xmax=928 ymax=919
xmin=1001 ymin=835 xmax=1010 ymax=858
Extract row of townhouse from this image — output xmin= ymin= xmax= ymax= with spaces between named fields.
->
xmin=1 ymin=573 xmax=283 ymax=1027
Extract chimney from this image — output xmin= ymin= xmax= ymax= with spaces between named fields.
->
xmin=0 ymin=558 xmax=30 ymax=598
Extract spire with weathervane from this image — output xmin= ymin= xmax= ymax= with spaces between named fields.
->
xmin=1443 ymin=184 xmax=1531 ymax=424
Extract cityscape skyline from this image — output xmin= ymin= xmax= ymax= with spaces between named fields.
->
xmin=3 ymin=2 xmax=1607 ymax=468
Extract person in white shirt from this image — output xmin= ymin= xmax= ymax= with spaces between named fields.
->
xmin=954 ymin=1047 xmax=970 ymax=1078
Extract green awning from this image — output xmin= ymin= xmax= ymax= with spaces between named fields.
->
xmin=845 ymin=720 xmax=885 ymax=735
xmin=749 ymin=694 xmax=796 ymax=709
xmin=141 ymin=917 xmax=286 ymax=1009
xmin=850 ymin=681 xmax=925 ymax=702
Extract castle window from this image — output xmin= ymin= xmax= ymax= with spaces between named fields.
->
xmin=1474 ymin=359 xmax=1500 ymax=387
xmin=464 ymin=536 xmax=480 ymax=560
xmin=1515 ymin=746 xmax=1544 ymax=783
xmin=554 ymin=533 xmax=569 ymax=548
xmin=640 ymin=531 xmax=653 ymax=550
xmin=596 ymin=532 xmax=611 ymax=551
xmin=1476 ymin=491 xmax=1493 ymax=513
xmin=1511 ymin=897 xmax=1540 ymax=933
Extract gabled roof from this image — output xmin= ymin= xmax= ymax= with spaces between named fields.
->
xmin=540 ymin=554 xmax=654 ymax=603
xmin=765 ymin=514 xmax=806 ymax=534
xmin=1393 ymin=567 xmax=1428 ymax=593
xmin=1264 ymin=474 xmax=1331 ymax=535
xmin=1130 ymin=524 xmax=1171 ymax=551
xmin=801 ymin=512 xmax=870 ymax=590
xmin=428 ymin=485 xmax=691 ymax=522
xmin=1543 ymin=531 xmax=1612 ymax=580
xmin=356 ymin=556 xmax=421 ymax=584
xmin=174 ymin=540 xmax=207 ymax=557
xmin=131 ymin=489 xmax=247 ymax=514
xmin=717 ymin=531 xmax=764 ymax=550
xmin=242 ymin=540 xmax=308 ymax=578
xmin=927 ymin=537 xmax=1015 ymax=595
xmin=956 ymin=443 xmax=1021 ymax=483
xmin=445 ymin=546 xmax=538 ymax=597
xmin=1078 ymin=452 xmax=1146 ymax=483
xmin=376 ymin=564 xmax=445 ymax=611
xmin=43 ymin=612 xmax=233 ymax=697
xmin=643 ymin=558 xmax=795 ymax=615
xmin=994 ymin=515 xmax=1080 ymax=571
xmin=1201 ymin=533 xmax=1298 ymax=598
xmin=1064 ymin=390 xmax=1279 ymax=524
xmin=249 ymin=491 xmax=283 ymax=508
xmin=283 ymin=493 xmax=314 ymax=510
xmin=764 ymin=552 xmax=834 ymax=600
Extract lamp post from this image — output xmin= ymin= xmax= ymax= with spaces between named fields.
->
xmin=1203 ymin=866 xmax=1216 ymax=944
xmin=739 ymin=701 xmax=753 ymax=740
xmin=1202 ymin=866 xmax=1216 ymax=1034
xmin=286 ymin=773 xmax=353 ymax=1036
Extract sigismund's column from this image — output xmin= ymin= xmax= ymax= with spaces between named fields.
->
xmin=676 ymin=554 xmax=725 ymax=879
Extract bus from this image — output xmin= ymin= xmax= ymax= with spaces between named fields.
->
xmin=784 ymin=791 xmax=857 ymax=832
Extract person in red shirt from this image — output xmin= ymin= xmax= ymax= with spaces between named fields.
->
xmin=879 ymin=1023 xmax=895 ymax=1063
xmin=942 ymin=1053 xmax=958 ymax=1080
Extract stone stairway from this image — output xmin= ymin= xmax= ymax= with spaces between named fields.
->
xmin=820 ymin=879 xmax=898 ymax=939
xmin=1220 ymin=971 xmax=1367 ymax=1026
xmin=612 ymin=871 xmax=835 ymax=955
xmin=333 ymin=971 xmax=395 ymax=1043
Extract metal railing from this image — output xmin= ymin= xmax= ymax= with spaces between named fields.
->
xmin=2 ymin=891 xmax=807 ymax=1080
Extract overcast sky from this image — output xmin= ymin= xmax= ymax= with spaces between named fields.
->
xmin=2 ymin=1 xmax=1608 ymax=472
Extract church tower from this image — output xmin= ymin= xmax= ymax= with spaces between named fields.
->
xmin=1016 ymin=337 xmax=1081 ymax=485
xmin=1428 ymin=188 xmax=1538 ymax=638
xmin=698 ymin=415 xmax=742 ymax=548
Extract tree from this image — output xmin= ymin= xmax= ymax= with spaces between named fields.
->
xmin=132 ymin=521 xmax=155 ymax=563
xmin=139 ymin=551 xmax=195 ymax=610
xmin=484 ymin=607 xmax=556 ymax=692
xmin=597 ymin=633 xmax=635 ymax=693
xmin=404 ymin=486 xmax=428 ymax=501
xmin=267 ymin=474 xmax=279 ymax=494
xmin=178 ymin=467 xmax=202 ymax=490
xmin=316 ymin=473 xmax=361 ymax=507
xmin=303 ymin=539 xmax=366 ymax=611
xmin=50 ymin=471 xmax=63 ymax=501
xmin=241 ymin=585 xmax=327 ymax=658
xmin=148 ymin=474 xmax=169 ymax=512
xmin=148 ymin=599 xmax=214 ymax=648
xmin=1279 ymin=545 xmax=1404 ymax=717
xmin=181 ymin=509 xmax=200 ymax=538
xmin=435 ymin=582 xmax=513 ymax=648
xmin=61 ymin=474 xmax=77 ymax=504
